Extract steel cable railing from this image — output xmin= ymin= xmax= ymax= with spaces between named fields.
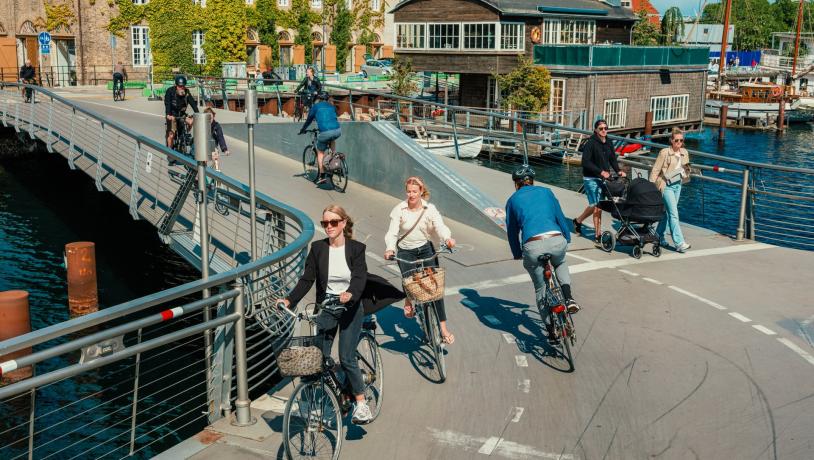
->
xmin=0 ymin=82 xmax=315 ymax=458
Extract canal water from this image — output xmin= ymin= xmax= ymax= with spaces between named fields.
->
xmin=0 ymin=132 xmax=202 ymax=458
xmin=474 ymin=124 xmax=814 ymax=251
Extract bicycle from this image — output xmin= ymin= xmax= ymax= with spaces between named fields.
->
xmin=275 ymin=296 xmax=383 ymax=460
xmin=21 ymin=79 xmax=35 ymax=103
xmin=300 ymin=129 xmax=349 ymax=193
xmin=169 ymin=111 xmax=194 ymax=164
xmin=293 ymin=92 xmax=312 ymax=122
xmin=112 ymin=80 xmax=125 ymax=101
xmin=387 ymin=244 xmax=455 ymax=382
xmin=536 ymin=253 xmax=577 ymax=372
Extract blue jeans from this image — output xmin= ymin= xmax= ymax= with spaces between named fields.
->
xmin=656 ymin=182 xmax=685 ymax=246
xmin=522 ymin=235 xmax=570 ymax=317
xmin=582 ymin=178 xmax=603 ymax=206
xmin=317 ymin=129 xmax=341 ymax=151
xmin=396 ymin=242 xmax=446 ymax=321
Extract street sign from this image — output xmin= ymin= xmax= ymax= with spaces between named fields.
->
xmin=40 ymin=43 xmax=50 ymax=54
xmin=38 ymin=32 xmax=51 ymax=45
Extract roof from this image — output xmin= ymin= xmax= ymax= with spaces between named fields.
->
xmin=390 ymin=0 xmax=638 ymax=21
xmin=631 ymin=0 xmax=659 ymax=25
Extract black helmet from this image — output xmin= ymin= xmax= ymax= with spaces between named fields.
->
xmin=317 ymin=91 xmax=330 ymax=100
xmin=512 ymin=165 xmax=536 ymax=183
xmin=174 ymin=75 xmax=187 ymax=86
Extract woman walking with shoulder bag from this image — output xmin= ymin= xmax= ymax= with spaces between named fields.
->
xmin=384 ymin=176 xmax=456 ymax=344
xmin=650 ymin=128 xmax=692 ymax=253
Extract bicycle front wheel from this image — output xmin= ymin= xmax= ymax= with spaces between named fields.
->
xmin=330 ymin=156 xmax=348 ymax=193
xmin=556 ymin=313 xmax=574 ymax=372
xmin=356 ymin=333 xmax=383 ymax=420
xmin=302 ymin=145 xmax=318 ymax=182
xmin=425 ymin=303 xmax=446 ymax=382
xmin=283 ymin=379 xmax=343 ymax=460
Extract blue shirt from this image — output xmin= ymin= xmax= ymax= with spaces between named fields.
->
xmin=505 ymin=185 xmax=571 ymax=259
xmin=303 ymin=101 xmax=340 ymax=132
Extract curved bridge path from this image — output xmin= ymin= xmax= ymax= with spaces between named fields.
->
xmin=57 ymin=89 xmax=814 ymax=460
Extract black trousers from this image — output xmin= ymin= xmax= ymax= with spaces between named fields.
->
xmin=314 ymin=301 xmax=364 ymax=395
xmin=396 ymin=242 xmax=447 ymax=321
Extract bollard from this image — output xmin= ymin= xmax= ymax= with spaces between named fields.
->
xmin=777 ymin=98 xmax=786 ymax=131
xmin=66 ymin=242 xmax=99 ymax=317
xmin=245 ymin=89 xmax=258 ymax=261
xmin=718 ymin=105 xmax=728 ymax=142
xmin=0 ymin=290 xmax=33 ymax=383
xmin=644 ymin=111 xmax=653 ymax=139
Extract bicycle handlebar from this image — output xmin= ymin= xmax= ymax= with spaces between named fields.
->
xmin=386 ymin=244 xmax=457 ymax=264
xmin=274 ymin=295 xmax=346 ymax=321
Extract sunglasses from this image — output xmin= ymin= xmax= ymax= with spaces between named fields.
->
xmin=597 ymin=126 xmax=608 ymax=131
xmin=673 ymin=139 xmax=684 ymax=143
xmin=320 ymin=219 xmax=344 ymax=228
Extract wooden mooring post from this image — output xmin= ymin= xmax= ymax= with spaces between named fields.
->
xmin=718 ymin=105 xmax=728 ymax=143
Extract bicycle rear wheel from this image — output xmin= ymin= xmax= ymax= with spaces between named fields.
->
xmin=283 ymin=379 xmax=342 ymax=460
xmin=302 ymin=145 xmax=318 ymax=182
xmin=330 ymin=156 xmax=349 ymax=193
xmin=425 ymin=303 xmax=446 ymax=382
xmin=356 ymin=333 xmax=383 ymax=420
xmin=557 ymin=313 xmax=575 ymax=372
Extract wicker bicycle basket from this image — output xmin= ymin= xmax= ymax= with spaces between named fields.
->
xmin=402 ymin=267 xmax=446 ymax=303
xmin=278 ymin=336 xmax=323 ymax=377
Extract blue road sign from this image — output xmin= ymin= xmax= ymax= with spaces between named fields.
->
xmin=38 ymin=32 xmax=51 ymax=45
xmin=40 ymin=43 xmax=51 ymax=54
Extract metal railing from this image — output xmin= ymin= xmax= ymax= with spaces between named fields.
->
xmin=0 ymin=82 xmax=314 ymax=458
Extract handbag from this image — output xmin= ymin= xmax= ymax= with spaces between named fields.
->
xmin=278 ymin=336 xmax=323 ymax=377
xmin=402 ymin=267 xmax=446 ymax=303
xmin=664 ymin=165 xmax=683 ymax=186
xmin=322 ymin=152 xmax=344 ymax=172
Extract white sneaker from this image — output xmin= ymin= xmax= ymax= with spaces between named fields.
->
xmin=676 ymin=242 xmax=691 ymax=253
xmin=351 ymin=402 xmax=372 ymax=425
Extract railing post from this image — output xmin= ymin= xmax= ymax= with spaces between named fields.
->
xmin=521 ymin=119 xmax=530 ymax=165
xmin=67 ymin=108 xmax=77 ymax=169
xmin=232 ymin=283 xmax=256 ymax=426
xmin=451 ymin=108 xmax=461 ymax=160
xmin=736 ymin=167 xmax=750 ymax=241
xmin=394 ymin=100 xmax=401 ymax=130
xmin=221 ymin=79 xmax=229 ymax=111
xmin=129 ymin=328 xmax=143 ymax=455
xmin=45 ymin=97 xmax=54 ymax=152
xmin=245 ymin=89 xmax=258 ymax=261
xmin=349 ymin=88 xmax=355 ymax=121
xmin=28 ymin=386 xmax=35 ymax=460
xmin=28 ymin=88 xmax=35 ymax=139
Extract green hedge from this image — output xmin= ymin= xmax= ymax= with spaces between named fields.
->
xmin=105 ymin=81 xmax=148 ymax=90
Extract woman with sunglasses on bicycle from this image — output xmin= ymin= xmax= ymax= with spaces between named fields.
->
xmin=650 ymin=128 xmax=692 ymax=253
xmin=384 ymin=176 xmax=456 ymax=345
xmin=277 ymin=204 xmax=373 ymax=424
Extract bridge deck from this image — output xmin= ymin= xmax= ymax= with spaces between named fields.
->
xmin=41 ymin=89 xmax=814 ymax=459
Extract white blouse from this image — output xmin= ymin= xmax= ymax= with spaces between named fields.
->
xmin=326 ymin=245 xmax=351 ymax=295
xmin=384 ymin=200 xmax=452 ymax=252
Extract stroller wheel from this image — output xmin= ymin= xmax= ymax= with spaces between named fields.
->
xmin=652 ymin=244 xmax=661 ymax=258
xmin=632 ymin=245 xmax=643 ymax=259
xmin=600 ymin=231 xmax=615 ymax=253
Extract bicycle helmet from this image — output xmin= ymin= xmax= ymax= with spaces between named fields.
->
xmin=512 ymin=165 xmax=536 ymax=183
xmin=174 ymin=75 xmax=188 ymax=87
xmin=317 ymin=90 xmax=330 ymax=100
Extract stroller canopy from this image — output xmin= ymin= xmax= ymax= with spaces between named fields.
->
xmin=614 ymin=178 xmax=665 ymax=223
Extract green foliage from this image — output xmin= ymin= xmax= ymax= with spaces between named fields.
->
xmin=35 ymin=1 xmax=76 ymax=32
xmin=253 ymin=0 xmax=281 ymax=66
xmin=331 ymin=0 xmax=353 ymax=72
xmin=203 ymin=0 xmax=248 ymax=73
xmin=699 ymin=0 xmax=814 ymax=50
xmin=496 ymin=57 xmax=550 ymax=112
xmin=352 ymin=0 xmax=384 ymax=54
xmin=632 ymin=10 xmax=660 ymax=46
xmin=660 ymin=7 xmax=684 ymax=45
xmin=145 ymin=0 xmax=198 ymax=79
xmin=389 ymin=58 xmax=418 ymax=96
xmin=107 ymin=0 xmax=146 ymax=37
xmin=283 ymin=0 xmax=318 ymax=64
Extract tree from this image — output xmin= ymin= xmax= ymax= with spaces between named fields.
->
xmin=660 ymin=6 xmax=684 ymax=45
xmin=284 ymin=0 xmax=317 ymax=64
xmin=203 ymin=0 xmax=248 ymax=74
xmin=632 ymin=10 xmax=660 ymax=46
xmin=331 ymin=0 xmax=353 ymax=71
xmin=389 ymin=58 xmax=418 ymax=96
xmin=254 ymin=0 xmax=280 ymax=67
xmin=495 ymin=57 xmax=551 ymax=112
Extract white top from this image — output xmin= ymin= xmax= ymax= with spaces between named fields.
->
xmin=326 ymin=245 xmax=351 ymax=295
xmin=385 ymin=200 xmax=452 ymax=252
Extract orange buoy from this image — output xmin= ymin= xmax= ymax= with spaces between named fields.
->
xmin=0 ymin=290 xmax=33 ymax=383
xmin=65 ymin=242 xmax=99 ymax=317
xmin=771 ymin=86 xmax=782 ymax=98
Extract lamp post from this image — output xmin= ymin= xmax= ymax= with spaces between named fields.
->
xmin=147 ymin=34 xmax=159 ymax=101
xmin=244 ymin=89 xmax=258 ymax=261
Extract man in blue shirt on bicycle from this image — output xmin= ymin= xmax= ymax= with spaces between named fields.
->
xmin=505 ymin=166 xmax=581 ymax=333
xmin=299 ymin=91 xmax=341 ymax=185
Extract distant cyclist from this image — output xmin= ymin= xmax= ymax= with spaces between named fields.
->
xmin=299 ymin=91 xmax=340 ymax=185
xmin=505 ymin=166 xmax=581 ymax=333
xmin=294 ymin=67 xmax=322 ymax=112
xmin=19 ymin=60 xmax=36 ymax=102
xmin=112 ymin=61 xmax=128 ymax=97
xmin=164 ymin=75 xmax=199 ymax=151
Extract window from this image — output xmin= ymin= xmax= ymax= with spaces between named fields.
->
xmin=604 ymin=98 xmax=628 ymax=128
xmin=246 ymin=0 xmax=253 ymax=4
xmin=131 ymin=26 xmax=150 ymax=66
xmin=621 ymin=0 xmax=631 ymax=6
xmin=463 ymin=23 xmax=495 ymax=49
xmin=372 ymin=0 xmax=380 ymax=10
xmin=132 ymin=0 xmax=148 ymax=4
xmin=549 ymin=79 xmax=565 ymax=113
xmin=311 ymin=0 xmax=321 ymax=7
xmin=428 ymin=23 xmax=460 ymax=49
xmin=193 ymin=0 xmax=205 ymax=5
xmin=278 ymin=0 xmax=288 ymax=5
xmin=542 ymin=19 xmax=595 ymax=44
xmin=501 ymin=23 xmax=524 ymax=50
xmin=192 ymin=30 xmax=206 ymax=65
xmin=650 ymin=94 xmax=689 ymax=123
xmin=396 ymin=23 xmax=425 ymax=49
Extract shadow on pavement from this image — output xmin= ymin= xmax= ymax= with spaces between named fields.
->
xmin=375 ymin=305 xmax=446 ymax=383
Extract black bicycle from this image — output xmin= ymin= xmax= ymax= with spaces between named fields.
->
xmin=113 ymin=80 xmax=125 ymax=101
xmin=537 ymin=253 xmax=577 ymax=371
xmin=301 ymin=129 xmax=349 ymax=192
xmin=293 ymin=92 xmax=313 ymax=122
xmin=21 ymin=79 xmax=35 ymax=103
xmin=275 ymin=297 xmax=383 ymax=460
xmin=171 ymin=112 xmax=194 ymax=159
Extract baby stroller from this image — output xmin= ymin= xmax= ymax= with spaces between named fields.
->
xmin=597 ymin=177 xmax=665 ymax=258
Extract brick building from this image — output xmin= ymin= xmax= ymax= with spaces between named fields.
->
xmin=391 ymin=0 xmax=707 ymax=136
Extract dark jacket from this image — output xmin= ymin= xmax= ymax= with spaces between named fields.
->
xmin=302 ymin=101 xmax=340 ymax=132
xmin=164 ymin=86 xmax=199 ymax=117
xmin=211 ymin=121 xmax=228 ymax=152
xmin=287 ymin=238 xmax=367 ymax=308
xmin=360 ymin=273 xmax=405 ymax=315
xmin=581 ymin=133 xmax=620 ymax=178
xmin=295 ymin=76 xmax=322 ymax=96
xmin=261 ymin=70 xmax=283 ymax=86
xmin=19 ymin=65 xmax=35 ymax=81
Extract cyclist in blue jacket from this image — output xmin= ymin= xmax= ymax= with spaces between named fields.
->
xmin=299 ymin=91 xmax=340 ymax=185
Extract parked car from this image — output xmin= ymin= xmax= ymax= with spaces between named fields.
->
xmin=360 ymin=60 xmax=393 ymax=78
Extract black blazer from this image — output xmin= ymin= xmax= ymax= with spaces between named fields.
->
xmin=287 ymin=238 xmax=368 ymax=307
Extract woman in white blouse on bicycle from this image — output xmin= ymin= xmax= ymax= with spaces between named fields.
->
xmin=384 ymin=176 xmax=456 ymax=344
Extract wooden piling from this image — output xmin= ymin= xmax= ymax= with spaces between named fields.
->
xmin=777 ymin=98 xmax=786 ymax=131
xmin=65 ymin=242 xmax=98 ymax=317
xmin=644 ymin=111 xmax=653 ymax=138
xmin=718 ymin=105 xmax=728 ymax=142
xmin=0 ymin=290 xmax=33 ymax=383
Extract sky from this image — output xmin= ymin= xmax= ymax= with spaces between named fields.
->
xmin=650 ymin=0 xmax=717 ymax=17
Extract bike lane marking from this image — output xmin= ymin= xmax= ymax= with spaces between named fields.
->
xmin=777 ymin=338 xmax=814 ymax=367
xmin=641 ymin=277 xmax=663 ymax=285
xmin=752 ymin=325 xmax=777 ymax=336
xmin=427 ymin=428 xmax=577 ymax=459
xmin=728 ymin=312 xmax=752 ymax=323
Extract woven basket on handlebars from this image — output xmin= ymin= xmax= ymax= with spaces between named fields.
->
xmin=402 ymin=267 xmax=446 ymax=303
xmin=278 ymin=336 xmax=323 ymax=377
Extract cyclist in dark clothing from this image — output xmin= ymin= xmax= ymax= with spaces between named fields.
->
xmin=299 ymin=91 xmax=340 ymax=185
xmin=573 ymin=119 xmax=626 ymax=247
xmin=112 ymin=61 xmax=128 ymax=95
xmin=164 ymin=75 xmax=199 ymax=150
xmin=19 ymin=60 xmax=36 ymax=102
xmin=294 ymin=67 xmax=322 ymax=111
xmin=261 ymin=67 xmax=283 ymax=86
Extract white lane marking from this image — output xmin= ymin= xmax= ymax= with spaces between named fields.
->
xmin=502 ymin=333 xmax=516 ymax=344
xmin=518 ymin=379 xmax=531 ymax=393
xmin=777 ymin=338 xmax=814 ymax=367
xmin=667 ymin=286 xmax=727 ymax=310
xmin=802 ymin=314 xmax=814 ymax=326
xmin=752 ymin=325 xmax=777 ymax=336
xmin=566 ymin=252 xmax=595 ymax=263
xmin=515 ymin=355 xmax=528 ymax=367
xmin=478 ymin=437 xmax=502 ymax=455
xmin=484 ymin=315 xmax=502 ymax=325
xmin=728 ymin=312 xmax=752 ymax=323
xmin=428 ymin=428 xmax=576 ymax=459
xmin=618 ymin=269 xmax=639 ymax=276
xmin=365 ymin=251 xmax=402 ymax=275
xmin=511 ymin=407 xmax=525 ymax=423
xmin=73 ymin=100 xmax=163 ymax=118
xmin=445 ymin=274 xmax=528 ymax=297
xmin=641 ymin=277 xmax=663 ymax=285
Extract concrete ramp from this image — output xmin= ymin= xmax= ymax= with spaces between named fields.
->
xmin=220 ymin=121 xmax=506 ymax=238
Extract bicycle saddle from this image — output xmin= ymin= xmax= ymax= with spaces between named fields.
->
xmin=537 ymin=253 xmax=554 ymax=263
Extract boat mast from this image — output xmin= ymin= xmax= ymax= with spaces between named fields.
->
xmin=718 ymin=0 xmax=733 ymax=90
xmin=792 ymin=0 xmax=805 ymax=78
